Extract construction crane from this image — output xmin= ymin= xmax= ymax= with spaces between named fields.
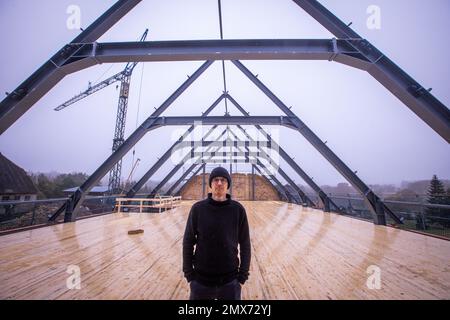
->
xmin=122 ymin=158 xmax=141 ymax=195
xmin=54 ymin=29 xmax=149 ymax=194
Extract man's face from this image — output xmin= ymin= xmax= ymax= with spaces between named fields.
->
xmin=211 ymin=176 xmax=228 ymax=197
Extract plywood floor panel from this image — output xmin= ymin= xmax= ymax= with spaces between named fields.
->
xmin=1 ymin=201 xmax=449 ymax=299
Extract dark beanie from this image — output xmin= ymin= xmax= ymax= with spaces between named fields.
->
xmin=209 ymin=167 xmax=231 ymax=189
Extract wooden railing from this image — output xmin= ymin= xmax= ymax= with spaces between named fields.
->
xmin=115 ymin=195 xmax=182 ymax=214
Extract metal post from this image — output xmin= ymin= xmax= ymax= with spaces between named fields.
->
xmin=252 ymin=165 xmax=255 ymax=201
xmin=420 ymin=195 xmax=426 ymax=230
xmin=229 ymin=163 xmax=233 ymax=197
xmin=30 ymin=202 xmax=37 ymax=225
xmin=202 ymin=164 xmax=206 ymax=198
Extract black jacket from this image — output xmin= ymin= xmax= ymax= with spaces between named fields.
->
xmin=182 ymin=193 xmax=251 ymax=286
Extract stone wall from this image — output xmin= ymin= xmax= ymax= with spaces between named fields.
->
xmin=180 ymin=173 xmax=281 ymax=201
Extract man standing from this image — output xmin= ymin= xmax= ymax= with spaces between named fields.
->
xmin=182 ymin=166 xmax=251 ymax=300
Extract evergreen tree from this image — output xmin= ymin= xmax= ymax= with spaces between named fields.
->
xmin=427 ymin=175 xmax=446 ymax=203
xmin=426 ymin=175 xmax=450 ymax=228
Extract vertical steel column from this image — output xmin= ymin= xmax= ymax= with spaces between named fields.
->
xmin=252 ymin=165 xmax=255 ymax=201
xmin=229 ymin=163 xmax=233 ymax=197
xmin=202 ymin=164 xmax=206 ymax=198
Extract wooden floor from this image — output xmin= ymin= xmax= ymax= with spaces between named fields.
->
xmin=1 ymin=201 xmax=449 ymax=300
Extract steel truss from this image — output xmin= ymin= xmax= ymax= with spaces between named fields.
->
xmin=47 ymin=59 xmax=402 ymax=224
xmin=125 ymin=93 xmax=330 ymax=210
xmin=3 ymin=1 xmax=445 ymax=225
xmin=153 ymin=127 xmax=300 ymax=204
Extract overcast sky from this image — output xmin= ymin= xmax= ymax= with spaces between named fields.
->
xmin=0 ymin=0 xmax=449 ymax=188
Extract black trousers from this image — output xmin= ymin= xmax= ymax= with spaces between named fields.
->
xmin=189 ymin=279 xmax=241 ymax=300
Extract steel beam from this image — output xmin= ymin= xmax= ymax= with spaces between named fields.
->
xmin=198 ymin=128 xmax=288 ymax=204
xmin=253 ymin=165 xmax=291 ymax=203
xmin=231 ymin=125 xmax=314 ymax=206
xmin=226 ymin=127 xmax=304 ymax=205
xmin=148 ymin=128 xmax=230 ymax=195
xmin=194 ymin=158 xmax=255 ymax=163
xmin=0 ymin=38 xmax=371 ymax=135
xmin=54 ymin=39 xmax=368 ymax=68
xmin=293 ymin=0 xmax=450 ymax=143
xmin=7 ymin=36 xmax=443 ymax=140
xmin=167 ymin=129 xmax=272 ymax=198
xmin=257 ymin=163 xmax=296 ymax=203
xmin=149 ymin=162 xmax=186 ymax=196
xmin=2 ymin=5 xmax=447 ymax=143
xmin=175 ymin=140 xmax=273 ymax=149
xmin=134 ymin=116 xmax=333 ymax=207
xmin=224 ymin=135 xmax=295 ymax=203
xmin=232 ymin=60 xmax=400 ymax=224
xmin=166 ymin=163 xmax=198 ymax=195
xmin=175 ymin=163 xmax=205 ymax=196
xmin=145 ymin=116 xmax=296 ymax=130
xmin=167 ymin=140 xmax=296 ymax=202
xmin=192 ymin=152 xmax=260 ymax=160
xmin=0 ymin=0 xmax=142 ymax=134
xmin=49 ymin=60 xmax=213 ymax=222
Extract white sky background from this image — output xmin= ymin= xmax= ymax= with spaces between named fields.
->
xmin=0 ymin=0 xmax=449 ymax=188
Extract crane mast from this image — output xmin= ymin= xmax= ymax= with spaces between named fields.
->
xmin=108 ymin=72 xmax=131 ymax=193
xmin=54 ymin=29 xmax=148 ymax=194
